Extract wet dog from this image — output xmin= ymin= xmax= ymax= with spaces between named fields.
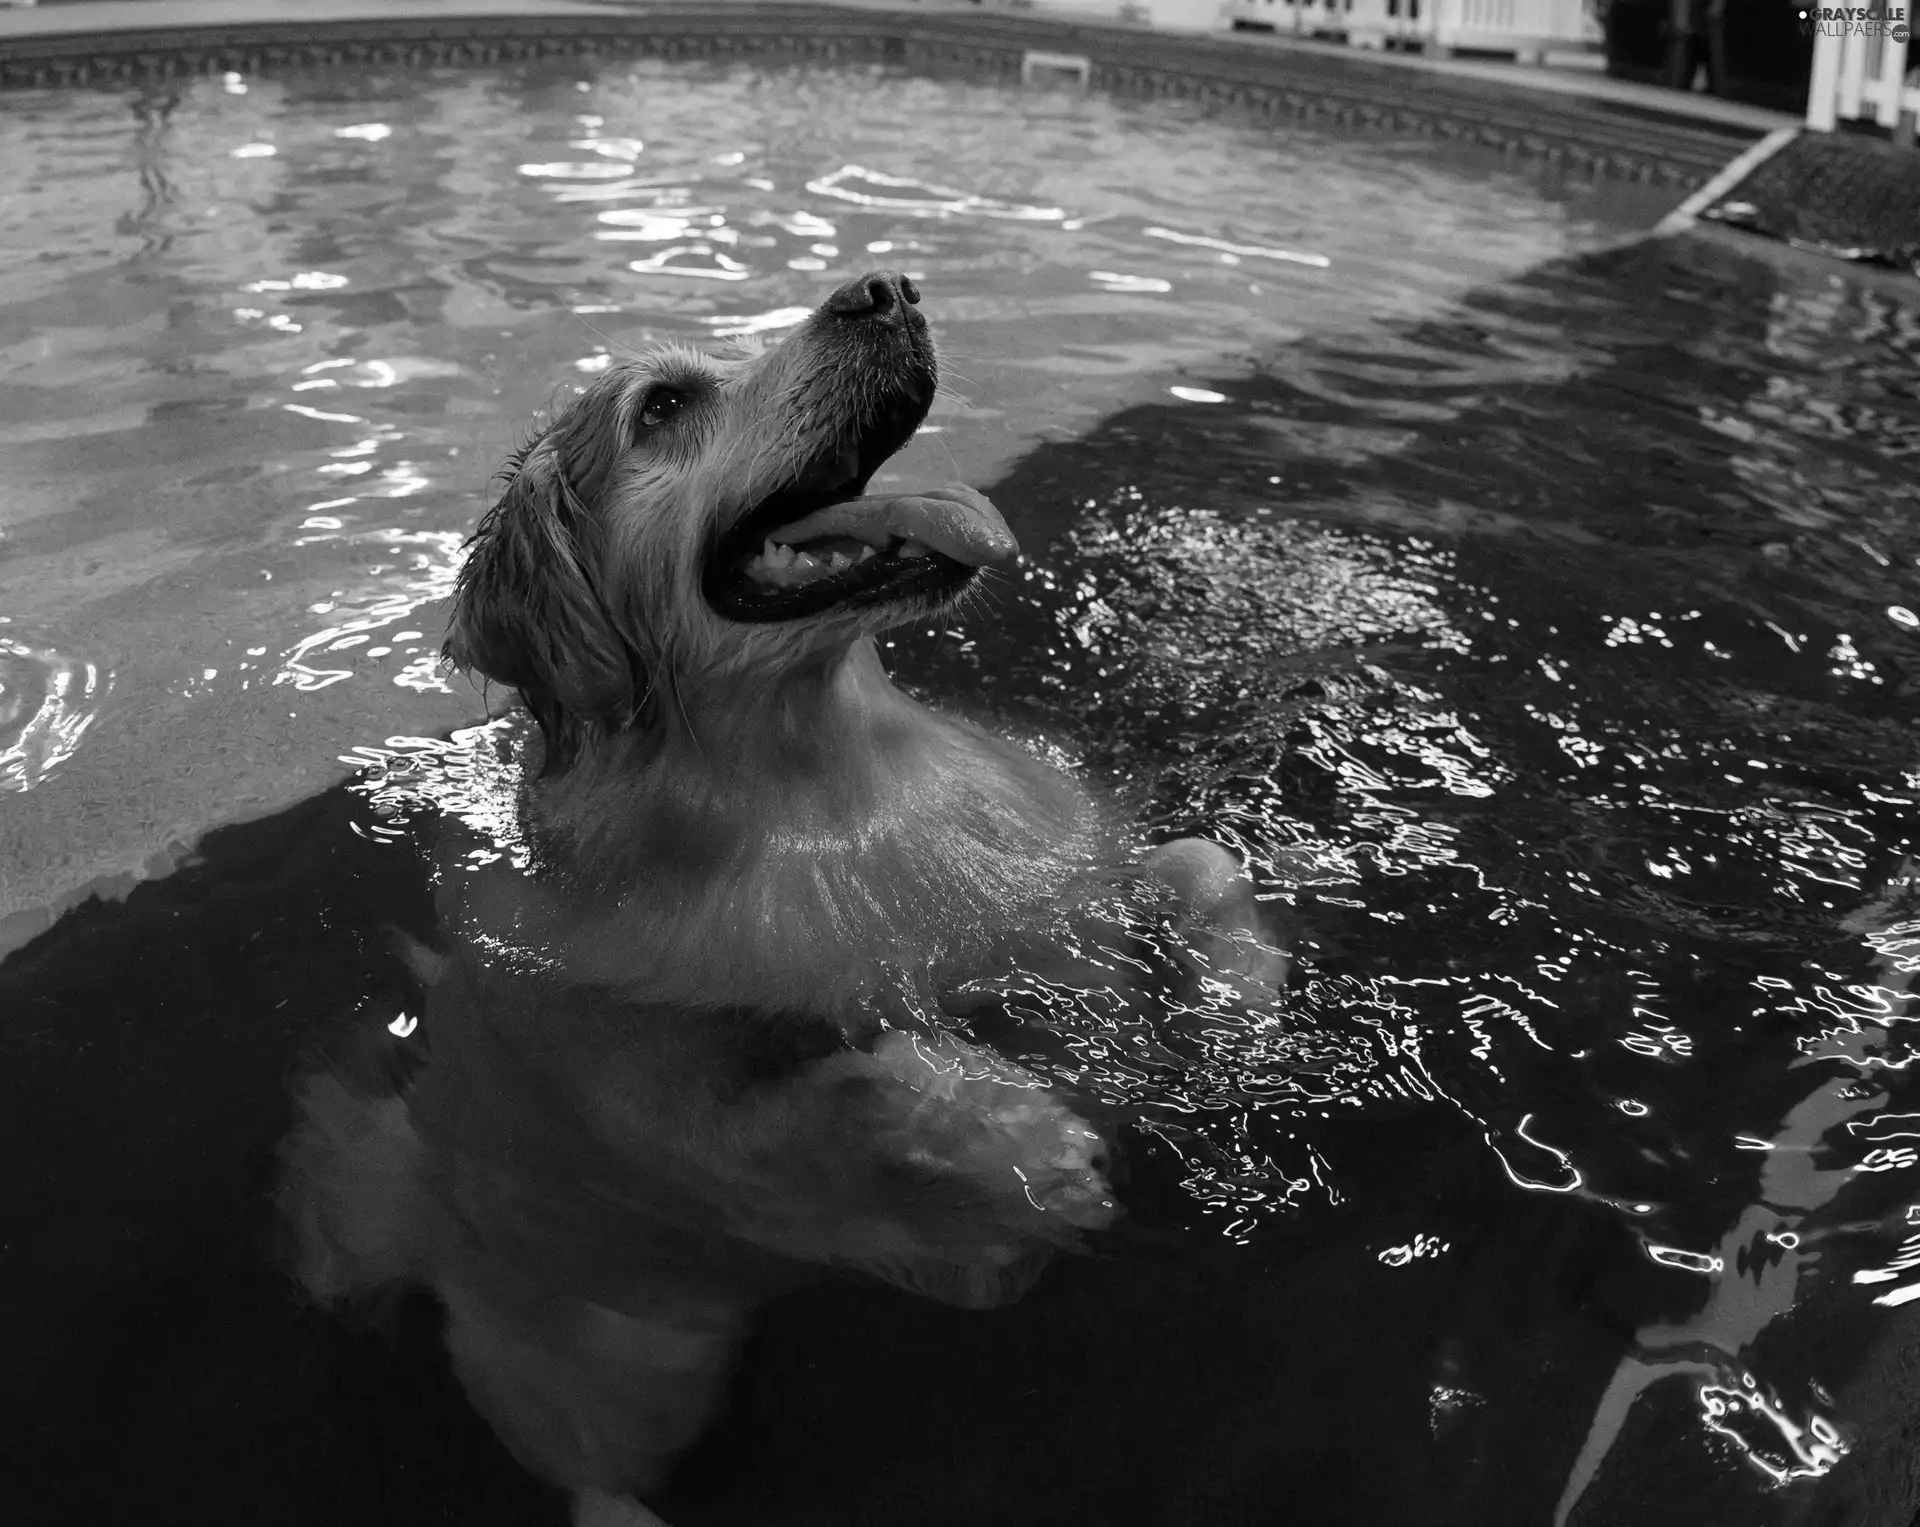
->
xmin=281 ymin=272 xmax=1265 ymax=1526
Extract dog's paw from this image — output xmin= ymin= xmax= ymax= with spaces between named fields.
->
xmin=1142 ymin=838 xmax=1246 ymax=914
xmin=871 ymin=1029 xmax=1117 ymax=1232
xmin=1142 ymin=837 xmax=1290 ymax=993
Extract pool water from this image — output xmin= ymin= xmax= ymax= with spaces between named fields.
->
xmin=0 ymin=56 xmax=1663 ymax=942
xmin=7 ymin=52 xmax=1920 ymax=1527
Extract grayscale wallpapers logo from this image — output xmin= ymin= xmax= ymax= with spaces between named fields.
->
xmin=1797 ymin=5 xmax=1911 ymax=39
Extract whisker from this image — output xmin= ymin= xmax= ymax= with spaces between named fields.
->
xmin=930 ymin=352 xmax=988 ymax=384
xmin=666 ymin=671 xmax=703 ymax=759
xmin=736 ymin=380 xmax=809 ymax=497
xmin=565 ymin=310 xmax=647 ymax=363
xmin=628 ymin=676 xmax=658 ymax=732
xmin=928 ymin=429 xmax=963 ymax=478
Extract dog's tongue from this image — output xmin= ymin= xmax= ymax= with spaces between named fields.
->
xmin=769 ymin=485 xmax=1019 ymax=570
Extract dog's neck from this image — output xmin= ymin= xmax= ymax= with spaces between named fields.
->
xmin=456 ymin=638 xmax=1098 ymax=1012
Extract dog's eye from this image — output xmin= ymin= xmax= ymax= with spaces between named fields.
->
xmin=638 ymin=387 xmax=690 ymax=431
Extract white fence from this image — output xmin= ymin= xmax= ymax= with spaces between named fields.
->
xmin=1424 ymin=0 xmax=1598 ymax=56
xmin=992 ymin=0 xmax=1226 ymax=28
xmin=1805 ymin=26 xmax=1916 ymax=132
xmin=1227 ymin=0 xmax=1597 ymax=60
xmin=1225 ymin=0 xmax=1357 ymax=39
xmin=1121 ymin=0 xmax=1231 ymax=27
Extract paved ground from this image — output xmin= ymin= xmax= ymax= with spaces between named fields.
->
xmin=1704 ymin=130 xmax=1920 ymax=276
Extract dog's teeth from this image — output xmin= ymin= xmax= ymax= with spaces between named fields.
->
xmin=745 ymin=532 xmax=881 ymax=588
xmin=746 ymin=537 xmax=835 ymax=587
xmin=899 ymin=540 xmax=931 ymax=559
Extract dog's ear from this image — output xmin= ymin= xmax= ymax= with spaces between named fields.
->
xmin=443 ymin=443 xmax=641 ymax=764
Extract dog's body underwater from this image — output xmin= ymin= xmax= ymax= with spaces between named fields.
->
xmin=282 ymin=272 xmax=1262 ymax=1525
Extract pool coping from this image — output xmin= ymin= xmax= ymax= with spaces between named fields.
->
xmin=0 ymin=0 xmax=1780 ymax=191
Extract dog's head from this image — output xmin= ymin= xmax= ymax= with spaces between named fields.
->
xmin=444 ymin=272 xmax=1017 ymax=766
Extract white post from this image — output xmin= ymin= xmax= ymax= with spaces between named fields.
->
xmin=1836 ymin=29 xmax=1869 ymax=119
xmin=1806 ymin=27 xmax=1842 ymax=130
xmin=1873 ymin=29 xmax=1910 ymax=128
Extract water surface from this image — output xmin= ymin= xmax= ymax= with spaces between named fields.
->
xmin=6 ymin=51 xmax=1920 ymax=1527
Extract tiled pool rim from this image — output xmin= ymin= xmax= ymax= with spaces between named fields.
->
xmin=0 ymin=0 xmax=1766 ymax=191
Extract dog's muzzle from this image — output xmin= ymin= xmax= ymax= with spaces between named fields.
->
xmin=705 ymin=271 xmax=1017 ymax=625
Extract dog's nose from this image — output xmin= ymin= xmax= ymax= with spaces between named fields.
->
xmin=823 ymin=270 xmax=920 ymax=325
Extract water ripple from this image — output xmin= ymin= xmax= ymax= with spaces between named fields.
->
xmin=0 ymin=637 xmax=108 ymax=792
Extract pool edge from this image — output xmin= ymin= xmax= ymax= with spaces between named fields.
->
xmin=0 ymin=0 xmax=1758 ymax=192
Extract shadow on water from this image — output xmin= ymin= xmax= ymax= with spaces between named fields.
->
xmin=0 ymin=787 xmax=557 ymax=1525
xmin=8 ymin=230 xmax=1920 ymax=1527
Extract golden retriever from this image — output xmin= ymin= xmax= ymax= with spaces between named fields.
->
xmin=281 ymin=271 xmax=1272 ymax=1527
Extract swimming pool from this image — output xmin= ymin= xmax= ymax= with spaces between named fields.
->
xmin=6 ymin=47 xmax=1920 ymax=1527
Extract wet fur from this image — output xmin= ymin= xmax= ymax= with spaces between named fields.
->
xmin=281 ymin=284 xmax=1135 ymax=1522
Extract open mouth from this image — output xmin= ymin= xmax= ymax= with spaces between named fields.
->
xmin=705 ymin=431 xmax=1018 ymax=624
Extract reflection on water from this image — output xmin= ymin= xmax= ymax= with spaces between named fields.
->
xmin=901 ymin=235 xmax=1915 ymax=1522
xmin=0 ymin=636 xmax=108 ymax=793
xmin=7 ymin=47 xmax=1920 ymax=1527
